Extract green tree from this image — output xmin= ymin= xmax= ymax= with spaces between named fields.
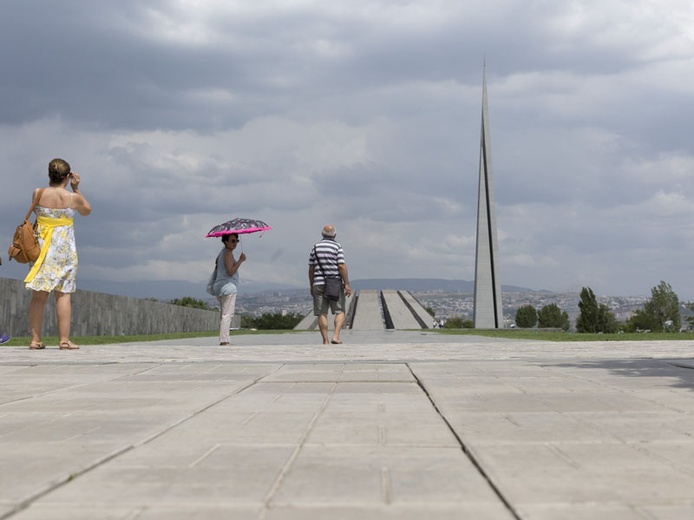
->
xmin=537 ymin=304 xmax=570 ymax=331
xmin=626 ymin=308 xmax=658 ymax=332
xmin=576 ymin=287 xmax=618 ymax=333
xmin=627 ymin=281 xmax=680 ymax=332
xmin=515 ymin=305 xmax=538 ymax=328
xmin=576 ymin=287 xmax=599 ymax=333
xmin=248 ymin=312 xmax=304 ymax=330
xmin=597 ymin=303 xmax=619 ymax=333
xmin=169 ymin=296 xmax=214 ymax=311
xmin=443 ymin=317 xmax=464 ymax=329
xmin=240 ymin=315 xmax=255 ymax=329
xmin=442 ymin=317 xmax=473 ymax=329
xmin=685 ymin=302 xmax=694 ymax=330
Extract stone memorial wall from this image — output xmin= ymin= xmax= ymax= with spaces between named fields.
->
xmin=0 ymin=277 xmax=218 ymax=337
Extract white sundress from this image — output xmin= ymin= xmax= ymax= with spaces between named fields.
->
xmin=25 ymin=206 xmax=78 ymax=293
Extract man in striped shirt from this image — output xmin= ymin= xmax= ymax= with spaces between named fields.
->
xmin=309 ymin=224 xmax=352 ymax=344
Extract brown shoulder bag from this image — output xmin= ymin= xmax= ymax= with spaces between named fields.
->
xmin=7 ymin=189 xmax=45 ymax=264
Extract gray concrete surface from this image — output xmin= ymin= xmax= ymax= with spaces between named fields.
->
xmin=294 ymin=312 xmax=318 ymax=330
xmin=381 ymin=290 xmax=421 ymax=330
xmin=350 ymin=290 xmax=384 ymax=331
xmin=2 ymin=331 xmax=694 ymax=519
xmin=398 ymin=291 xmax=433 ymax=328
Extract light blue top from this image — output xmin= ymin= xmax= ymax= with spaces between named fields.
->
xmin=212 ymin=248 xmax=239 ymax=296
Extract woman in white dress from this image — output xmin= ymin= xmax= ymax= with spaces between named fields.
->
xmin=25 ymin=158 xmax=92 ymax=350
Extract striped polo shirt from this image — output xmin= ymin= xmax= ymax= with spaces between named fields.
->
xmin=309 ymin=238 xmax=345 ymax=286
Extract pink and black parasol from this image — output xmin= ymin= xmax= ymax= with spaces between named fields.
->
xmin=205 ymin=218 xmax=271 ymax=238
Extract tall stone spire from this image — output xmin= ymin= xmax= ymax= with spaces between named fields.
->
xmin=473 ymin=64 xmax=503 ymax=328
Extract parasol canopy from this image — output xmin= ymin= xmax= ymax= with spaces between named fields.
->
xmin=205 ymin=218 xmax=271 ymax=238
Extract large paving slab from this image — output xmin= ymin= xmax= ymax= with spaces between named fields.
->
xmin=1 ymin=331 xmax=694 ymax=519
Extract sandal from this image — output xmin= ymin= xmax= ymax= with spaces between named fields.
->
xmin=59 ymin=341 xmax=79 ymax=350
xmin=29 ymin=342 xmax=46 ymax=350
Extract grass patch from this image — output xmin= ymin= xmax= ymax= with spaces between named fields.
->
xmin=3 ymin=328 xmax=690 ymax=347
xmin=1 ymin=329 xmax=302 ymax=347
xmin=435 ymin=329 xmax=693 ymax=341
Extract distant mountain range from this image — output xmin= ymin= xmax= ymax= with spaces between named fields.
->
xmin=351 ymin=278 xmax=545 ymax=293
xmin=75 ymin=277 xmax=545 ymax=301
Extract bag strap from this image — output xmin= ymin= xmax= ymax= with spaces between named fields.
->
xmin=313 ymin=245 xmax=339 ymax=280
xmin=312 ymin=246 xmax=325 ymax=276
xmin=24 ymin=188 xmax=45 ymax=222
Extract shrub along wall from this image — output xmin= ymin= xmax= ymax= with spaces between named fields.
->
xmin=0 ymin=277 xmax=218 ymax=337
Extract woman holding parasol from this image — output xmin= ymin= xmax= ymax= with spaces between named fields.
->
xmin=206 ymin=218 xmax=270 ymax=346
xmin=211 ymin=234 xmax=245 ymax=345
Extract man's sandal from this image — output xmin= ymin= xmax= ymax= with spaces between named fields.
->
xmin=29 ymin=342 xmax=46 ymax=350
xmin=59 ymin=341 xmax=79 ymax=350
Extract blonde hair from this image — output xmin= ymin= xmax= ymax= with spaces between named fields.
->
xmin=48 ymin=158 xmax=71 ymax=185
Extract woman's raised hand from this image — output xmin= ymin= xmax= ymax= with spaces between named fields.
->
xmin=69 ymin=172 xmax=81 ymax=190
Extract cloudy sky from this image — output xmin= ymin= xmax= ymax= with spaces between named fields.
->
xmin=2 ymin=0 xmax=694 ymax=300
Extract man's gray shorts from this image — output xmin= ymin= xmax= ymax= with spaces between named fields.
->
xmin=313 ymin=284 xmax=345 ymax=316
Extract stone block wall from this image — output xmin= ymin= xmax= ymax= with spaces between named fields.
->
xmin=0 ymin=277 xmax=219 ymax=337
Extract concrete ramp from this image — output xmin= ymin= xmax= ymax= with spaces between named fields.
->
xmin=294 ymin=290 xmax=430 ymax=331
xmin=381 ymin=290 xmax=422 ymax=329
xmin=399 ymin=291 xmax=433 ymax=328
xmin=294 ymin=313 xmax=317 ymax=330
xmin=349 ymin=290 xmax=384 ymax=330
xmin=294 ymin=293 xmax=355 ymax=331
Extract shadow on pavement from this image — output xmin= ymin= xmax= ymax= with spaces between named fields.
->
xmin=552 ymin=358 xmax=694 ymax=392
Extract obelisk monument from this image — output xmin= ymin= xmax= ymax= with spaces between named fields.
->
xmin=473 ymin=65 xmax=503 ymax=328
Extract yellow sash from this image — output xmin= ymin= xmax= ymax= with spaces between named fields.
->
xmin=24 ymin=215 xmax=74 ymax=283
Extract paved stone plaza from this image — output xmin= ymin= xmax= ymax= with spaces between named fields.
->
xmin=2 ymin=331 xmax=694 ymax=519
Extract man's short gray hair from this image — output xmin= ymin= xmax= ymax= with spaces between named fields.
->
xmin=322 ymin=225 xmax=337 ymax=238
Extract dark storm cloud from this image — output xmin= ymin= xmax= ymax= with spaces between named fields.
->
xmin=1 ymin=0 xmax=693 ymax=299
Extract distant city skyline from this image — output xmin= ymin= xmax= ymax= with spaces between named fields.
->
xmin=233 ymin=285 xmax=653 ymax=329
xmin=21 ymin=275 xmax=667 ymax=303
